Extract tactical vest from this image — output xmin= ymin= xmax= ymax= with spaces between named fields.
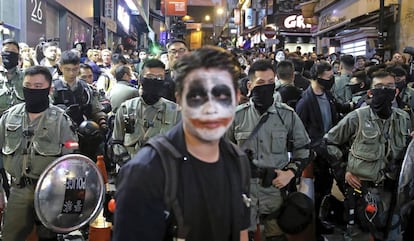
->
xmin=121 ymin=97 xmax=179 ymax=156
xmin=0 ymin=70 xmax=24 ymax=114
xmin=2 ymin=104 xmax=66 ymax=180
xmin=53 ymin=79 xmax=93 ymax=126
xmin=349 ymin=106 xmax=409 ymax=182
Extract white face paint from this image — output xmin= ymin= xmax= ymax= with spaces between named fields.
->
xmin=180 ymin=68 xmax=237 ymax=142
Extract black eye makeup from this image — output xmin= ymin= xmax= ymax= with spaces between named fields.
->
xmin=185 ymin=80 xmax=233 ymax=108
xmin=186 ymin=80 xmax=208 ymax=107
xmin=211 ymin=84 xmax=232 ymax=106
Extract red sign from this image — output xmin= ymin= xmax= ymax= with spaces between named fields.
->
xmin=161 ymin=0 xmax=188 ymax=16
xmin=264 ymin=27 xmax=276 ymax=38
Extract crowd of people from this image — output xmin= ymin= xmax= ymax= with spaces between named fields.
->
xmin=0 ymin=37 xmax=414 ymax=241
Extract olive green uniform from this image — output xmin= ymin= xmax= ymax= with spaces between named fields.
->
xmin=0 ymin=69 xmax=24 ymax=115
xmin=325 ymin=106 xmax=410 ymax=182
xmin=0 ymin=103 xmax=78 ymax=241
xmin=324 ymin=106 xmax=411 ymax=241
xmin=227 ymin=100 xmax=310 ymax=238
xmin=112 ymin=97 xmax=180 ymax=165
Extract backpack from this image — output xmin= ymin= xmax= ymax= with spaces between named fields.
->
xmin=145 ymin=135 xmax=250 ymax=240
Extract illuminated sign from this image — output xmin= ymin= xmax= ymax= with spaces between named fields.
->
xmin=117 ymin=4 xmax=130 ymax=33
xmin=284 ymin=15 xmax=312 ymax=29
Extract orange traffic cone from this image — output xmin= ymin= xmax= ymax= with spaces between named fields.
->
xmin=89 ymin=155 xmax=111 ymax=241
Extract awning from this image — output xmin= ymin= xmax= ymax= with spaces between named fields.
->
xmin=241 ymin=25 xmax=262 ymax=36
xmin=312 ymin=5 xmax=397 ymax=37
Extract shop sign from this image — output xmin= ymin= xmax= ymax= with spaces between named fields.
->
xmin=245 ymin=8 xmax=254 ymax=28
xmin=234 ymin=9 xmax=241 ymax=25
xmin=102 ymin=17 xmax=117 ymax=33
xmin=284 ymin=15 xmax=312 ymax=29
xmin=319 ymin=13 xmax=346 ymax=30
xmin=27 ymin=0 xmax=46 ymax=46
xmin=161 ymin=0 xmax=188 ymax=16
xmin=29 ymin=0 xmax=44 ymax=25
xmin=105 ymin=0 xmax=114 ymax=18
xmin=264 ymin=27 xmax=276 ymax=38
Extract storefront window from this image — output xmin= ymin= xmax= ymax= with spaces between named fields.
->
xmin=341 ymin=40 xmax=366 ymax=56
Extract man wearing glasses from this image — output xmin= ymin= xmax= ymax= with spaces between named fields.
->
xmin=163 ymin=39 xmax=190 ymax=102
xmin=111 ymin=58 xmax=180 ymax=166
xmin=324 ymin=70 xmax=411 ymax=241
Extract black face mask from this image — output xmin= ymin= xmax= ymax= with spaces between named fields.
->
xmin=348 ymin=83 xmax=361 ymax=94
xmin=370 ymin=88 xmax=396 ymax=119
xmin=395 ymin=80 xmax=407 ymax=91
xmin=1 ymin=51 xmax=19 ymax=70
xmin=317 ymin=76 xmax=334 ymax=90
xmin=23 ymin=87 xmax=50 ymax=113
xmin=141 ymin=77 xmax=164 ymax=105
xmin=251 ymin=83 xmax=275 ymax=114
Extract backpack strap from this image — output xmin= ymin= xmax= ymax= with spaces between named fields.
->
xmin=226 ymin=141 xmax=251 ymax=211
xmin=145 ymin=135 xmax=189 ymax=239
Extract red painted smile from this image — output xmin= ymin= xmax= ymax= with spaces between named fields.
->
xmin=190 ymin=117 xmax=233 ymax=129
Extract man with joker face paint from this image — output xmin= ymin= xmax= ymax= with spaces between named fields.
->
xmin=113 ymin=46 xmax=251 ymax=241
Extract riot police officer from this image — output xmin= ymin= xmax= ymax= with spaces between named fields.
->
xmin=52 ymin=50 xmax=107 ymax=130
xmin=0 ymin=65 xmax=78 ymax=241
xmin=227 ymin=59 xmax=311 ymax=241
xmin=325 ymin=70 xmax=411 ymax=241
xmin=111 ymin=58 xmax=180 ymax=165
xmin=0 ymin=39 xmax=25 ymax=114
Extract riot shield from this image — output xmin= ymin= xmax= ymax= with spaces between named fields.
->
xmin=397 ymin=139 xmax=414 ymax=212
xmin=34 ymin=154 xmax=105 ymax=233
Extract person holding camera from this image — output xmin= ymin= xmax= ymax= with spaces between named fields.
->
xmin=111 ymin=58 xmax=180 ymax=166
xmin=227 ymin=59 xmax=311 ymax=241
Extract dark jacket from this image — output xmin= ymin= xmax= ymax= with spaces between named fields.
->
xmin=296 ymin=86 xmax=352 ymax=146
xmin=294 ymin=72 xmax=311 ymax=91
xmin=113 ymin=123 xmax=250 ymax=241
xmin=276 ymin=84 xmax=302 ymax=109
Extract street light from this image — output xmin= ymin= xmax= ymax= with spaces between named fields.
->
xmin=217 ymin=7 xmax=224 ymax=15
xmin=205 ymin=15 xmax=211 ymax=21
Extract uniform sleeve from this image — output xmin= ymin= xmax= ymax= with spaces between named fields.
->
xmin=89 ymin=87 xmax=107 ymax=124
xmin=324 ymin=110 xmax=359 ymax=158
xmin=112 ymin=147 xmax=167 ymax=241
xmin=0 ymin=112 xmax=8 ymax=154
xmin=289 ymin=111 xmax=311 ymax=159
xmin=286 ymin=111 xmax=311 ymax=175
xmin=112 ymin=104 xmax=126 ymax=143
xmin=60 ymin=113 xmax=79 ymax=155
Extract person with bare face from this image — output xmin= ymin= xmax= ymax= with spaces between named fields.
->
xmin=113 ymin=46 xmax=250 ymax=241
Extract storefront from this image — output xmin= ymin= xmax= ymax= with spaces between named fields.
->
xmin=273 ymin=13 xmax=316 ymax=53
xmin=312 ymin=0 xmax=398 ymax=58
xmin=0 ymin=0 xmax=22 ymax=43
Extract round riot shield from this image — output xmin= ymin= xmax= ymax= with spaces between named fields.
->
xmin=34 ymin=154 xmax=105 ymax=233
xmin=397 ymin=139 xmax=414 ymax=210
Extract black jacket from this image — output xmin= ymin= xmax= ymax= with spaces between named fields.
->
xmin=113 ymin=123 xmax=250 ymax=241
xmin=296 ymin=86 xmax=352 ymax=146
